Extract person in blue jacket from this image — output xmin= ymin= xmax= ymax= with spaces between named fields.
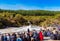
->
xmin=1 ymin=34 xmax=7 ymax=41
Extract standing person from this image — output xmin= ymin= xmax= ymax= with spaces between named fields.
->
xmin=26 ymin=29 xmax=31 ymax=41
xmin=55 ymin=31 xmax=59 ymax=40
xmin=50 ymin=32 xmax=54 ymax=40
xmin=57 ymin=32 xmax=60 ymax=40
xmin=53 ymin=31 xmax=58 ymax=40
xmin=20 ymin=34 xmax=23 ymax=41
xmin=6 ymin=33 xmax=11 ymax=41
xmin=47 ymin=29 xmax=51 ymax=37
xmin=23 ymin=32 xmax=28 ymax=41
xmin=27 ymin=32 xmax=31 ymax=41
xmin=0 ymin=34 xmax=2 ymax=41
xmin=10 ymin=33 xmax=13 ymax=41
xmin=1 ymin=34 xmax=4 ymax=41
xmin=32 ymin=30 xmax=38 ymax=41
xmin=39 ymin=31 xmax=43 ymax=41
xmin=16 ymin=34 xmax=22 ymax=41
xmin=27 ymin=29 xmax=30 ymax=33
xmin=12 ymin=33 xmax=17 ymax=41
xmin=52 ymin=28 xmax=56 ymax=34
xmin=1 ymin=33 xmax=7 ymax=41
xmin=43 ymin=30 xmax=47 ymax=37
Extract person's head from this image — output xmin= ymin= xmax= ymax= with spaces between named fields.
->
xmin=33 ymin=30 xmax=36 ymax=33
xmin=1 ymin=34 xmax=4 ymax=36
xmin=47 ymin=29 xmax=50 ymax=31
xmin=51 ymin=32 xmax=53 ymax=34
xmin=42 ymin=30 xmax=45 ymax=32
xmin=10 ymin=33 xmax=12 ymax=36
xmin=27 ymin=29 xmax=30 ymax=33
xmin=6 ymin=33 xmax=9 ymax=36
xmin=39 ymin=29 xmax=42 ymax=32
xmin=16 ymin=34 xmax=20 ymax=38
xmin=56 ymin=31 xmax=58 ymax=34
xmin=12 ymin=32 xmax=16 ymax=35
xmin=3 ymin=33 xmax=6 ymax=36
xmin=53 ymin=28 xmax=56 ymax=30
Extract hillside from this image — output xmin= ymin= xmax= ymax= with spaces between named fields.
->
xmin=0 ymin=9 xmax=60 ymax=28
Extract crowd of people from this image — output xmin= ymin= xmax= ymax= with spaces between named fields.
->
xmin=0 ymin=28 xmax=60 ymax=41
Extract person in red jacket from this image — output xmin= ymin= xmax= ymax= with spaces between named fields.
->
xmin=39 ymin=31 xmax=43 ymax=41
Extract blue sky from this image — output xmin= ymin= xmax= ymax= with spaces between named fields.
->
xmin=0 ymin=0 xmax=60 ymax=10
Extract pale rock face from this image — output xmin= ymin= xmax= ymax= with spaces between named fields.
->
xmin=0 ymin=25 xmax=59 ymax=34
xmin=0 ymin=25 xmax=41 ymax=34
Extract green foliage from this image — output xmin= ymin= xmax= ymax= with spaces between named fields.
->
xmin=0 ymin=9 xmax=60 ymax=28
